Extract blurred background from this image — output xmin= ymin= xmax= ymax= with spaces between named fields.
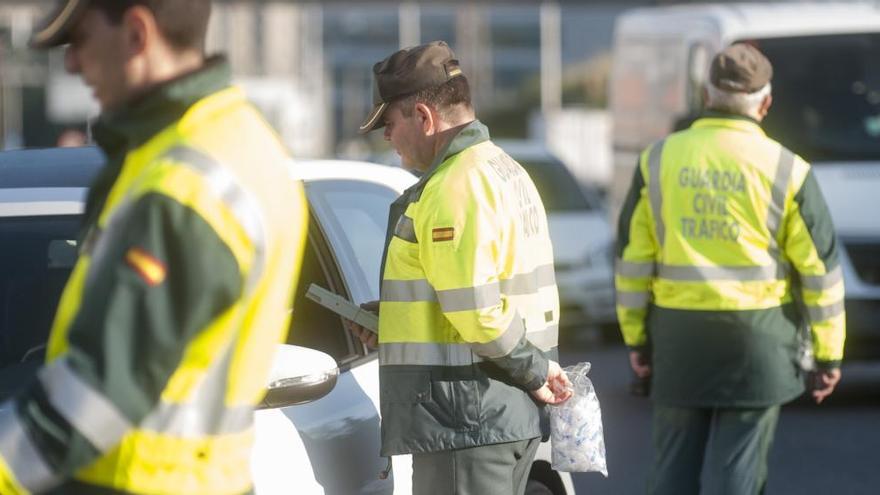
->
xmin=2 ymin=1 xmax=879 ymax=492
xmin=0 ymin=0 xmax=622 ymax=178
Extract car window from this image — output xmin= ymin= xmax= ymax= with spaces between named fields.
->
xmin=0 ymin=215 xmax=80 ymax=370
xmin=286 ymin=216 xmax=360 ymax=365
xmin=0 ymin=210 xmax=362 ymax=372
xmin=516 ymin=158 xmax=595 ymax=212
xmin=305 ymin=179 xmax=400 ymax=303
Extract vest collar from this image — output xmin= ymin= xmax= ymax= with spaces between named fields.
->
xmin=425 ymin=119 xmax=490 ymax=173
xmin=691 ymin=111 xmax=766 ymax=136
xmin=404 ymin=120 xmax=490 ymax=192
xmin=92 ymin=56 xmax=232 ymax=154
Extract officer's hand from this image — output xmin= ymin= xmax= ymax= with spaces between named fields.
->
xmin=345 ymin=300 xmax=379 ymax=349
xmin=629 ymin=351 xmax=652 ymax=378
xmin=530 ymin=360 xmax=573 ymax=405
xmin=812 ymin=368 xmax=841 ymax=404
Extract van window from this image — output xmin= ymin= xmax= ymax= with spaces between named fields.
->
xmin=752 ymin=33 xmax=880 ymax=162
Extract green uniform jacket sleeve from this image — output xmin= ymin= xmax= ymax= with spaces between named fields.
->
xmin=419 ymin=169 xmax=548 ymax=391
xmin=615 ymin=158 xmax=658 ymax=349
xmin=1 ymin=192 xmax=243 ymax=486
xmin=783 ymin=168 xmax=846 ymax=367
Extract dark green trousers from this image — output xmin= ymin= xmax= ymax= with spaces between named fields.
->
xmin=412 ymin=437 xmax=541 ymax=495
xmin=648 ymin=404 xmax=780 ymax=495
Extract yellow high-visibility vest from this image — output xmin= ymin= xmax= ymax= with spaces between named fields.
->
xmin=616 ymin=116 xmax=845 ymax=364
xmin=0 ymin=85 xmax=307 ymax=495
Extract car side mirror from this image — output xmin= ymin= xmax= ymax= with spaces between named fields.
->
xmin=257 ymin=344 xmax=338 ymax=410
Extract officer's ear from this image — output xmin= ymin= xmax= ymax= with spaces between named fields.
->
xmin=757 ymin=93 xmax=773 ymax=121
xmin=413 ymin=102 xmax=435 ymax=136
xmin=121 ymin=5 xmax=154 ymax=57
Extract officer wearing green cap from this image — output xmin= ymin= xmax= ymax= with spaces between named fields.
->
xmin=616 ymin=42 xmax=845 ymax=494
xmin=0 ymin=1 xmax=308 ymax=493
xmin=349 ymin=41 xmax=572 ymax=494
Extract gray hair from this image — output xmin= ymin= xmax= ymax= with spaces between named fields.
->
xmin=705 ymin=81 xmax=772 ymax=117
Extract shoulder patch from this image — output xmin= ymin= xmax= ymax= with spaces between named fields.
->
xmin=432 ymin=227 xmax=455 ymax=243
xmin=125 ymin=247 xmax=167 ymax=286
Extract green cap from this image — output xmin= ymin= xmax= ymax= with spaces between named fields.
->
xmin=30 ymin=0 xmax=92 ymax=49
xmin=359 ymin=41 xmax=464 ymax=134
xmin=709 ymin=43 xmax=773 ymax=93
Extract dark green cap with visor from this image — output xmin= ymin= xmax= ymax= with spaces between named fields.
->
xmin=359 ymin=40 xmax=464 ymax=134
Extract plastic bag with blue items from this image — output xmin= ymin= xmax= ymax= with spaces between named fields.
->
xmin=549 ymin=362 xmax=608 ymax=476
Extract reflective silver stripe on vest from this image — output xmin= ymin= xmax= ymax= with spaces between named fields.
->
xmin=383 ymin=264 xmax=557 ymax=310
xmin=141 ymin=403 xmax=253 ymax=437
xmin=616 ymin=259 xmax=655 ymax=278
xmin=527 ymin=325 xmax=559 ymax=352
xmin=801 ymin=265 xmax=843 ymax=291
xmin=470 ymin=314 xmax=526 ymax=359
xmin=394 ymin=215 xmax=417 ymax=243
xmin=0 ymin=405 xmax=60 ymax=492
xmin=165 ymin=146 xmax=267 ymax=291
xmin=657 ymin=263 xmax=786 ymax=282
xmin=806 ymin=300 xmax=845 ymax=322
xmin=648 ymin=140 xmax=666 ymax=246
xmin=382 ymin=279 xmax=438 ymax=303
xmin=380 ymin=342 xmax=481 ymax=366
xmin=767 ymin=147 xmax=795 ymax=254
xmin=39 ymin=358 xmax=132 ymax=452
xmin=616 ymin=290 xmax=650 ymax=309
xmin=500 ymin=264 xmax=556 ymax=295
xmin=438 ymin=283 xmax=501 ymax=312
xmin=141 ymin=342 xmax=253 ymax=436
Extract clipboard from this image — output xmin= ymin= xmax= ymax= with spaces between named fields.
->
xmin=305 ymin=283 xmax=379 ymax=334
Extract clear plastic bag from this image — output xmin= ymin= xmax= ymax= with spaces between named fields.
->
xmin=549 ymin=362 xmax=608 ymax=475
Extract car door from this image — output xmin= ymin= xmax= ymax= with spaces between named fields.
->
xmin=253 ymin=176 xmax=406 ymax=495
xmin=305 ymin=177 xmax=415 ymax=494
xmin=0 ymin=210 xmax=82 ymax=400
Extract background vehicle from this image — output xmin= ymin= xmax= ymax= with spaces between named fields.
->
xmin=497 ymin=140 xmax=616 ymax=339
xmin=0 ymin=148 xmax=576 ymax=494
xmin=608 ymin=2 xmax=880 ymax=356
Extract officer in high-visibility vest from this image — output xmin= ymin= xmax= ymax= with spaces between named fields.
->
xmin=616 ymin=43 xmax=845 ymax=494
xmin=0 ymin=1 xmax=307 ymax=493
xmin=351 ymin=41 xmax=572 ymax=495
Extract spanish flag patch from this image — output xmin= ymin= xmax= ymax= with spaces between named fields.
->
xmin=125 ymin=247 xmax=167 ymax=286
xmin=432 ymin=227 xmax=455 ymax=242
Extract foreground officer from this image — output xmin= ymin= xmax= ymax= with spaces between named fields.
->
xmin=615 ymin=43 xmax=846 ymax=494
xmin=0 ymin=1 xmax=307 ymax=493
xmin=353 ymin=41 xmax=571 ymax=495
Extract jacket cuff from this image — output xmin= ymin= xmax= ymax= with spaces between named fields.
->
xmin=815 ymin=360 xmax=841 ymax=371
xmin=627 ymin=344 xmax=650 ymax=355
xmin=523 ymin=361 xmax=548 ymax=391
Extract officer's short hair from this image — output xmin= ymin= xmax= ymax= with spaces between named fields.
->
xmin=705 ymin=81 xmax=771 ymax=117
xmin=92 ymin=0 xmax=211 ymax=51
xmin=397 ymin=76 xmax=473 ymax=120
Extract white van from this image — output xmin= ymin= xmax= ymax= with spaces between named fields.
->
xmin=608 ymin=2 xmax=880 ymax=357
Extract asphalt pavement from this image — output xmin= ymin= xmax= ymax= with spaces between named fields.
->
xmin=559 ymin=338 xmax=880 ymax=495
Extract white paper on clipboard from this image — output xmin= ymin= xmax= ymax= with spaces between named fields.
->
xmin=304 ymin=283 xmax=379 ymax=334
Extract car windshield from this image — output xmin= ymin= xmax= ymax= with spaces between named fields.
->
xmin=0 ymin=215 xmax=80 ymax=370
xmin=515 ymin=158 xmax=595 ymax=212
xmin=752 ymin=33 xmax=880 ymax=162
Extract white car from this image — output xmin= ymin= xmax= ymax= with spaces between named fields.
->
xmin=0 ymin=148 xmax=576 ymax=495
xmin=495 ymin=140 xmax=616 ymax=335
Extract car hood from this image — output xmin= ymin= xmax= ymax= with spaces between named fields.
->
xmin=547 ymin=211 xmax=613 ymax=263
xmin=812 ymin=163 xmax=880 ymax=238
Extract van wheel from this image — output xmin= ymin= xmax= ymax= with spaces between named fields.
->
xmin=525 ymin=479 xmax=554 ymax=495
